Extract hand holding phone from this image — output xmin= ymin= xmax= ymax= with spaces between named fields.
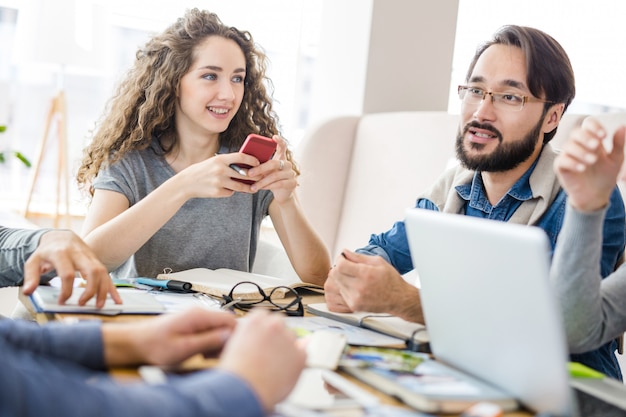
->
xmin=231 ymin=134 xmax=277 ymax=184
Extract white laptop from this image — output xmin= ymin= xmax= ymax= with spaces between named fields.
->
xmin=404 ymin=208 xmax=577 ymax=416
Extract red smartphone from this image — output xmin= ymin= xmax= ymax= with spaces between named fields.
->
xmin=230 ymin=134 xmax=277 ymax=184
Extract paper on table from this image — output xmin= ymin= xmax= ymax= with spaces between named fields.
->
xmin=284 ymin=316 xmax=405 ymax=347
xmin=151 ymin=292 xmax=222 ymax=313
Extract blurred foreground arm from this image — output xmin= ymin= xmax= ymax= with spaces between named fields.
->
xmin=1 ymin=308 xmax=303 ymax=416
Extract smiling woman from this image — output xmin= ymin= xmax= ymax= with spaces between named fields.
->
xmin=74 ymin=8 xmax=330 ymax=287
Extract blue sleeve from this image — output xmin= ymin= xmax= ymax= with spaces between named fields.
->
xmin=0 ymin=319 xmax=105 ymax=368
xmin=601 ymin=187 xmax=626 ymax=277
xmin=0 ymin=320 xmax=264 ymax=417
xmin=356 ymin=199 xmax=439 ymax=274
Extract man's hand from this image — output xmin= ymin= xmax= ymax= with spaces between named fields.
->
xmin=325 ymin=249 xmax=424 ymax=323
xmin=554 ymin=117 xmax=626 ymax=212
xmin=324 ymin=271 xmax=354 ymax=313
xmin=21 ymin=230 xmax=121 ymax=308
xmin=102 ymin=307 xmax=237 ymax=367
xmin=217 ymin=310 xmax=306 ymax=413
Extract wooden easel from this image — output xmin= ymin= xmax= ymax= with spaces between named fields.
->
xmin=23 ymin=90 xmax=70 ymax=228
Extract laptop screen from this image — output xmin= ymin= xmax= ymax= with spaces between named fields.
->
xmin=404 ymin=208 xmax=576 ymax=416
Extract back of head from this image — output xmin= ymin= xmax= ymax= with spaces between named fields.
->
xmin=465 ymin=25 xmax=576 ymax=143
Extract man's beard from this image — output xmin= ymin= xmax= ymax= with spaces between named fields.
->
xmin=455 ymin=117 xmax=543 ymax=172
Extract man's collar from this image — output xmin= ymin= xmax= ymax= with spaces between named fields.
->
xmin=453 ymin=144 xmax=562 ymax=223
xmin=457 ymin=154 xmax=539 ymax=204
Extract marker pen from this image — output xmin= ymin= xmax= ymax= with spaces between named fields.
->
xmin=135 ymin=278 xmax=193 ymax=292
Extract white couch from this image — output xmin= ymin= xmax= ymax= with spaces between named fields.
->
xmin=294 ymin=111 xmax=626 ymax=261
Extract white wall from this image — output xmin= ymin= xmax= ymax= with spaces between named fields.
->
xmin=363 ymin=0 xmax=458 ymax=113
xmin=308 ymin=0 xmax=459 ymax=127
xmin=308 ymin=0 xmax=373 ymax=126
xmin=449 ymin=0 xmax=626 ymax=114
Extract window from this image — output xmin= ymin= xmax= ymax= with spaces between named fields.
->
xmin=0 ymin=0 xmax=322 ymax=216
xmin=450 ymin=0 xmax=626 ymax=114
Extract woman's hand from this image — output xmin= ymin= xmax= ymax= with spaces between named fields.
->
xmin=175 ymin=152 xmax=265 ymax=199
xmin=247 ymin=135 xmax=298 ymax=203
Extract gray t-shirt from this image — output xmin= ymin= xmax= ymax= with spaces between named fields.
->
xmin=92 ymin=140 xmax=273 ymax=279
xmin=0 ymin=226 xmax=50 ymax=286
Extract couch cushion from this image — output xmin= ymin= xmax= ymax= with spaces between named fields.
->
xmin=334 ymin=111 xmax=459 ymax=256
xmin=296 ymin=116 xmax=360 ymax=255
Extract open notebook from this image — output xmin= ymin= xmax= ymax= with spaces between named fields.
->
xmin=306 ymin=302 xmax=429 ymax=350
xmin=156 ymin=268 xmax=323 ymax=300
xmin=343 ymin=209 xmax=578 ymax=416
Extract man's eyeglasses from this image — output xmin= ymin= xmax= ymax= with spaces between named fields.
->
xmin=221 ymin=281 xmax=304 ymax=316
xmin=457 ymin=85 xmax=555 ymax=112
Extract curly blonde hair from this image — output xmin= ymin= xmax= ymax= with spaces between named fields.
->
xmin=77 ymin=8 xmax=298 ymax=195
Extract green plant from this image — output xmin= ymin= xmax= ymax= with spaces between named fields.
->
xmin=0 ymin=125 xmax=31 ymax=167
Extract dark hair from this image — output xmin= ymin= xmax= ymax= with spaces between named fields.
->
xmin=77 ymin=8 xmax=295 ymax=194
xmin=465 ymin=25 xmax=575 ymax=143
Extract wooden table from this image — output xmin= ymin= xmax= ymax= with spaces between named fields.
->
xmin=20 ymin=290 xmax=531 ymax=416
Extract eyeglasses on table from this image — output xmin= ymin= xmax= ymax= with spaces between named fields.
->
xmin=221 ymin=280 xmax=304 ymax=317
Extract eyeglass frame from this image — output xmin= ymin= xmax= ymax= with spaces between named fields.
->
xmin=222 ymin=280 xmax=304 ymax=317
xmin=457 ymin=85 xmax=556 ymax=112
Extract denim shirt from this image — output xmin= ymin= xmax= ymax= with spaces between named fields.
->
xmin=358 ymin=161 xmax=626 ymax=380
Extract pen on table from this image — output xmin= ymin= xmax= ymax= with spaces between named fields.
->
xmin=221 ymin=298 xmax=242 ymax=311
xmin=192 ymin=292 xmax=223 ymax=309
xmin=135 ymin=278 xmax=193 ymax=292
xmin=229 ymin=164 xmax=247 ymax=176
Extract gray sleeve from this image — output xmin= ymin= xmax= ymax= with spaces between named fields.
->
xmin=550 ymin=204 xmax=626 ymax=353
xmin=91 ymin=144 xmax=169 ymax=207
xmin=92 ymin=158 xmax=138 ymax=205
xmin=0 ymin=227 xmax=51 ymax=286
